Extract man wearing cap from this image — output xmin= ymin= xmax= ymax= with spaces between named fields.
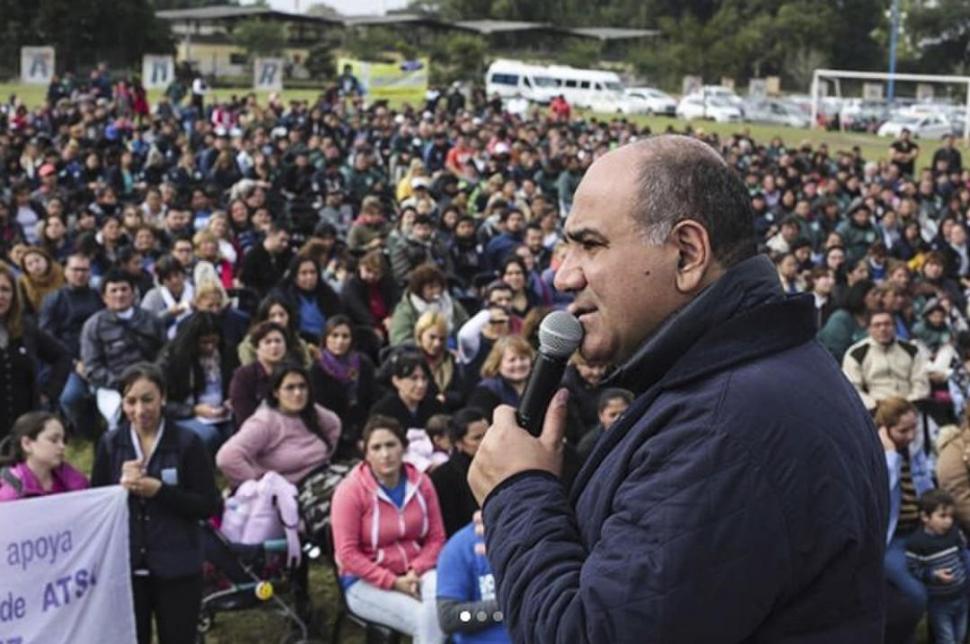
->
xmin=390 ymin=213 xmax=452 ymax=286
xmin=837 ymin=201 xmax=881 ymax=265
xmin=423 ymin=131 xmax=451 ymax=173
xmin=31 ymin=162 xmax=65 ymax=209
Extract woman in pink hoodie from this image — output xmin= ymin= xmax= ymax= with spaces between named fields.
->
xmin=331 ymin=414 xmax=447 ymax=644
xmin=0 ymin=411 xmax=89 ymax=501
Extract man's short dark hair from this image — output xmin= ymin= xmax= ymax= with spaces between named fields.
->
xmin=598 ymin=388 xmax=633 ymax=412
xmin=634 ymin=136 xmax=757 ymax=268
xmin=100 ymin=269 xmax=135 ymax=293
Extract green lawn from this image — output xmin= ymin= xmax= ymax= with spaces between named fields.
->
xmin=2 ymin=81 xmax=964 ymax=172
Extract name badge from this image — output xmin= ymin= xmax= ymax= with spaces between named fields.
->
xmin=161 ymin=468 xmax=179 ymax=486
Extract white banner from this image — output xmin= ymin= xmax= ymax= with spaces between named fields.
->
xmin=0 ymin=487 xmax=136 ymax=644
xmin=20 ymin=47 xmax=54 ymax=85
xmin=142 ymin=55 xmax=174 ymax=89
xmin=253 ymin=57 xmax=284 ymax=91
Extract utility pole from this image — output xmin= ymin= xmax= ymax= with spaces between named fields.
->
xmin=888 ymin=0 xmax=901 ymax=101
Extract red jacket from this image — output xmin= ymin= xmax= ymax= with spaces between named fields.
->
xmin=331 ymin=461 xmax=445 ymax=589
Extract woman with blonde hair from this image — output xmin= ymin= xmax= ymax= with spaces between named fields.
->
xmin=396 ymin=158 xmax=427 ymax=203
xmin=192 ymin=229 xmax=234 ymax=290
xmin=204 ymin=211 xmax=238 ymax=266
xmin=414 ymin=311 xmax=464 ymax=410
xmin=465 ymin=335 xmax=534 ymax=418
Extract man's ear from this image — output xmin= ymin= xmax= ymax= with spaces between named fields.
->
xmin=670 ymin=219 xmax=715 ymax=293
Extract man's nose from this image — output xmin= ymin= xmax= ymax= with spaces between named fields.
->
xmin=554 ymin=248 xmax=585 ymax=294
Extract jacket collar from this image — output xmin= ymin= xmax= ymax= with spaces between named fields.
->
xmin=607 ymin=254 xmax=811 ymax=394
xmin=572 ymin=256 xmax=818 ymax=499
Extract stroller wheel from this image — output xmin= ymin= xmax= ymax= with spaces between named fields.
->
xmin=197 ymin=611 xmax=213 ymax=634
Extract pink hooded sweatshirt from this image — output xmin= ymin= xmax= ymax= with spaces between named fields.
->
xmin=331 ymin=461 xmax=446 ymax=589
xmin=0 ymin=462 xmax=89 ymax=501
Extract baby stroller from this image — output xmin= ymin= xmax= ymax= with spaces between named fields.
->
xmin=197 ymin=521 xmax=324 ymax=644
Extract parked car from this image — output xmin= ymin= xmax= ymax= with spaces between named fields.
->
xmin=687 ymin=85 xmax=745 ymax=110
xmin=676 ymin=95 xmax=743 ymax=122
xmin=624 ymin=87 xmax=677 ymax=116
xmin=742 ymin=99 xmax=811 ymax=128
xmin=877 ymin=112 xmax=952 ymax=139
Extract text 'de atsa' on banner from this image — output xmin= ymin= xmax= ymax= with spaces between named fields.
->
xmin=0 ymin=486 xmax=136 ymax=644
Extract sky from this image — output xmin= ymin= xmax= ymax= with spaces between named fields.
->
xmin=266 ymin=0 xmax=410 ymax=16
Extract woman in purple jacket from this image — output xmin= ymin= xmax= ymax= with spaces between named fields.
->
xmin=0 ymin=411 xmax=88 ymax=501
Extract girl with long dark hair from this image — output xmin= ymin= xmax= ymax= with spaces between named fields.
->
xmin=217 ymin=364 xmax=342 ymax=486
xmin=157 ymin=312 xmax=238 ymax=454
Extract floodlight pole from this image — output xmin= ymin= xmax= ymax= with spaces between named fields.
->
xmin=888 ymin=0 xmax=900 ymax=101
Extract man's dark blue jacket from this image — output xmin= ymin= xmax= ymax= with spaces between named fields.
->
xmin=483 ymin=255 xmax=889 ymax=643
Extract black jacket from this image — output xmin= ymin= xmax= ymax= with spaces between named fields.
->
xmin=430 ymin=450 xmax=478 ymax=537
xmin=91 ymin=419 xmax=221 ymax=579
xmin=371 ymin=391 xmax=443 ymax=431
xmin=309 ymin=352 xmax=377 ymax=443
xmin=0 ymin=317 xmax=71 ymax=439
xmin=239 ymin=244 xmax=290 ymax=297
xmin=342 ymin=273 xmax=399 ymax=329
xmin=38 ymin=285 xmax=104 ymax=357
xmin=484 ymin=255 xmax=889 ymax=643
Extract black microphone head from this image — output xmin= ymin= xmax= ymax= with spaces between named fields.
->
xmin=538 ymin=310 xmax=584 ymax=360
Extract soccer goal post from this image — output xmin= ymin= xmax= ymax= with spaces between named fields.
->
xmin=810 ymin=68 xmax=970 ymax=142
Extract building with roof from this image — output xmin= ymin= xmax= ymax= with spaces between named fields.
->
xmin=155 ymin=5 xmax=661 ymax=80
xmin=157 ymin=4 xmax=342 ymax=77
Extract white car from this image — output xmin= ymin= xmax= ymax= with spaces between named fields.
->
xmin=742 ymin=99 xmax=810 ymax=128
xmin=687 ymin=85 xmax=745 ymax=110
xmin=624 ymin=87 xmax=677 ymax=116
xmin=676 ymin=95 xmax=743 ymax=122
xmin=877 ymin=113 xmax=952 ymax=139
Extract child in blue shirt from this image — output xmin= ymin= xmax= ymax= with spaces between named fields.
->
xmin=906 ymin=489 xmax=970 ymax=644
xmin=436 ymin=511 xmax=510 ymax=644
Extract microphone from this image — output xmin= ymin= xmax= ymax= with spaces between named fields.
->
xmin=517 ymin=310 xmax=584 ymax=436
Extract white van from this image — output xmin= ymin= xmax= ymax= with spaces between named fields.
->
xmin=545 ymin=65 xmax=630 ymax=111
xmin=485 ymin=60 xmax=632 ymax=112
xmin=485 ymin=59 xmax=549 ymax=103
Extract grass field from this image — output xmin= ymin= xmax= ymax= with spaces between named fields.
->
xmin=2 ymin=81 xmax=965 ymax=173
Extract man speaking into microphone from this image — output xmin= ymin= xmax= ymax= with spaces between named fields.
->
xmin=468 ymin=135 xmax=888 ymax=643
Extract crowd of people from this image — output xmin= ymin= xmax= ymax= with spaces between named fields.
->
xmin=0 ymin=65 xmax=968 ymax=643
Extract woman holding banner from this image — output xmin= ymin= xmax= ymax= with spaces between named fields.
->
xmin=91 ymin=362 xmax=221 ymax=644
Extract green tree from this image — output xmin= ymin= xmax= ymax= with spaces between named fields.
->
xmin=0 ymin=0 xmax=172 ymax=75
xmin=342 ymin=27 xmax=406 ymax=62
xmin=429 ymin=33 xmax=487 ymax=85
xmin=559 ymin=40 xmax=603 ymax=69
xmin=231 ymin=18 xmax=287 ymax=59
xmin=305 ymin=43 xmax=337 ymax=80
xmin=909 ymin=0 xmax=970 ymax=75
